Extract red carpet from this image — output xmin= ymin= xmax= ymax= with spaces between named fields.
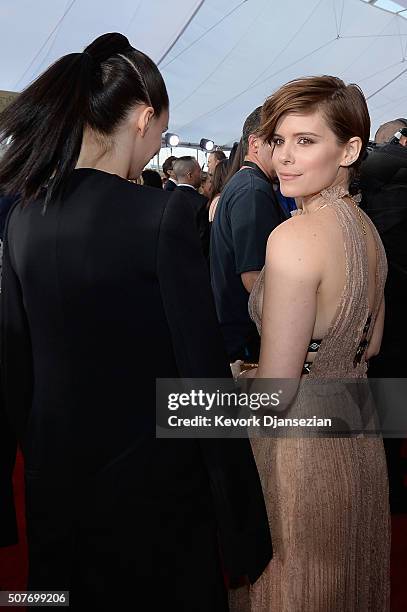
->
xmin=0 ymin=449 xmax=27 ymax=612
xmin=0 ymin=449 xmax=405 ymax=610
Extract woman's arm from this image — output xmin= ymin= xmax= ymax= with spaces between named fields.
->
xmin=257 ymin=220 xmax=321 ymax=379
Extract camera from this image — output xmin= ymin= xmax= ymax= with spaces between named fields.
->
xmin=389 ymin=127 xmax=407 ymax=145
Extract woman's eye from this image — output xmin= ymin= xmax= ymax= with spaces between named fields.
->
xmin=298 ymin=137 xmax=312 ymax=145
xmin=272 ymin=138 xmax=283 ymax=146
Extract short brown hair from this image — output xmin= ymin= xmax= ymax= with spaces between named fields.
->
xmin=162 ymin=155 xmax=177 ymax=177
xmin=258 ymin=76 xmax=370 ymax=178
xmin=242 ymin=106 xmax=262 ymax=156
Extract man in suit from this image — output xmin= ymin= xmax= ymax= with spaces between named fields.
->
xmin=162 ymin=155 xmax=178 ymax=191
xmin=173 ymin=156 xmax=210 ymax=259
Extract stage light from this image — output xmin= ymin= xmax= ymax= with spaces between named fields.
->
xmin=164 ymin=132 xmax=179 ymax=147
xmin=200 ymin=138 xmax=215 ymax=152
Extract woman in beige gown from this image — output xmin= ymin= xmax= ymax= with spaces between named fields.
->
xmin=230 ymin=76 xmax=390 ymax=611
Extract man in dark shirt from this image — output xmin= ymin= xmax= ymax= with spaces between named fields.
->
xmin=210 ymin=107 xmax=289 ymax=363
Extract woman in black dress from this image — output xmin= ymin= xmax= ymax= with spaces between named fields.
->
xmin=0 ymin=33 xmax=271 ymax=609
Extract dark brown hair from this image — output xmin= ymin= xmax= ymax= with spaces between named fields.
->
xmin=209 ymin=158 xmax=229 ymax=201
xmin=242 ymin=106 xmax=262 ymax=156
xmin=258 ymin=76 xmax=370 ymax=180
xmin=0 ymin=32 xmax=168 ymax=205
xmin=209 ymin=150 xmax=226 ymax=162
xmin=225 ymin=139 xmax=244 ymax=183
xmin=225 ymin=106 xmax=263 ymax=182
xmin=162 ymin=155 xmax=177 ymax=177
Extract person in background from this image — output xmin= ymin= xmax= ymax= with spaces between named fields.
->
xmin=225 ymin=139 xmax=245 ymax=182
xmin=227 ymin=141 xmax=239 ymax=168
xmin=200 ymin=169 xmax=211 ymax=198
xmin=162 ymin=155 xmax=177 ymax=190
xmin=0 ymin=32 xmax=272 ymax=609
xmin=208 ymin=158 xmax=229 ymax=223
xmin=207 ymin=149 xmax=226 ymax=178
xmin=173 ymin=156 xmax=210 ymax=258
xmin=360 ymin=118 xmax=407 ymax=514
xmin=205 ymin=150 xmax=227 ymax=200
xmin=374 ymin=118 xmax=407 ymax=146
xmin=141 ymin=168 xmax=162 ymax=188
xmin=210 ymin=105 xmax=288 ymax=364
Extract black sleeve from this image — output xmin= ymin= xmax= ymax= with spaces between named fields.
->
xmin=157 ymin=188 xmax=230 ymax=378
xmin=230 ymin=187 xmax=282 ymax=274
xmin=0 ymin=206 xmax=33 ymax=547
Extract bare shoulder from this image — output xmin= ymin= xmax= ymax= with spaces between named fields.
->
xmin=267 ymin=214 xmax=320 ymax=255
xmin=265 ymin=215 xmax=324 ymax=283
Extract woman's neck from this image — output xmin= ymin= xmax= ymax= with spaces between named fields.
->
xmin=75 ymin=128 xmax=132 ymax=179
xmin=298 ymin=172 xmax=349 ymax=214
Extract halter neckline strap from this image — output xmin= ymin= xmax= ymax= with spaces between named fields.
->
xmin=320 ymin=183 xmax=362 ymax=205
xmin=320 ymin=183 xmax=350 ymax=203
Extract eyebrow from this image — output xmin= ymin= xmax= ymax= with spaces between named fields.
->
xmin=274 ymin=131 xmax=321 ymax=138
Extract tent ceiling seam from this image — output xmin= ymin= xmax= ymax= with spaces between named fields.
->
xmin=124 ymin=0 xmax=143 ymax=37
xmin=358 ymin=59 xmax=404 ymax=83
xmin=13 ymin=0 xmax=78 ymax=90
xmin=157 ymin=0 xmax=206 ymax=65
xmin=250 ymin=0 xmax=325 ymax=88
xmin=396 ymin=15 xmax=405 ymax=59
xmin=333 ymin=0 xmax=340 ymax=37
xmin=172 ymin=0 xmax=267 ymax=111
xmin=339 ymin=0 xmax=345 ymax=35
xmin=338 ymin=14 xmax=396 ymax=77
xmin=160 ymin=0 xmax=249 ymax=69
xmin=366 ymin=66 xmax=407 ymax=99
xmin=176 ymin=36 xmax=337 ymax=133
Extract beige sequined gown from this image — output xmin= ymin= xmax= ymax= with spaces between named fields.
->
xmin=230 ymin=186 xmax=391 ymax=611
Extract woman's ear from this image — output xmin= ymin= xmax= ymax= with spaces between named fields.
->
xmin=131 ymin=106 xmax=155 ymax=138
xmin=341 ymin=137 xmax=362 ymax=167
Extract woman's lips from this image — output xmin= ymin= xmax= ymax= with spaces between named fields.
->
xmin=279 ymin=173 xmax=301 ymax=181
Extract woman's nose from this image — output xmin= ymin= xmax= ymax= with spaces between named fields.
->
xmin=278 ymin=144 xmax=294 ymax=165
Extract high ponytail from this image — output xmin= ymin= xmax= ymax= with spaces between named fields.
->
xmin=0 ymin=53 xmax=92 ymax=205
xmin=0 ymin=33 xmax=168 ymax=206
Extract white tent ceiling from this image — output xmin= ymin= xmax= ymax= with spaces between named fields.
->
xmin=1 ymin=0 xmax=407 ymax=146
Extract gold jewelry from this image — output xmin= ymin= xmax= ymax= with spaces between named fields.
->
xmin=311 ymin=202 xmax=328 ymax=213
xmin=349 ymin=196 xmax=367 ymax=235
xmin=291 ymin=201 xmax=328 ymax=216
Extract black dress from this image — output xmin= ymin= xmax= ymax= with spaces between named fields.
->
xmin=0 ymin=169 xmax=271 ymax=610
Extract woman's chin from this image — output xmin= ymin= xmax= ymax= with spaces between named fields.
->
xmin=280 ymin=185 xmax=300 ymax=198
